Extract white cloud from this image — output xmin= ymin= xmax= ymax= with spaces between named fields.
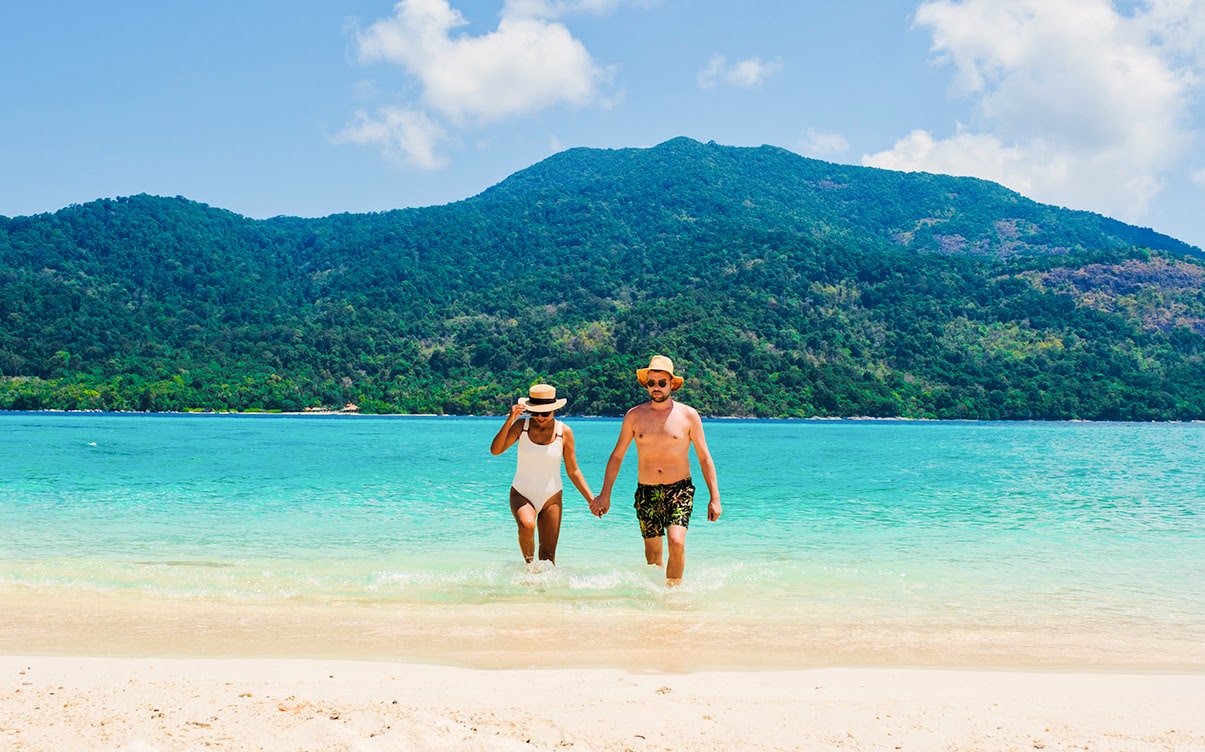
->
xmin=864 ymin=127 xmax=1079 ymax=198
xmin=356 ymin=0 xmax=606 ymax=125
xmin=1138 ymin=0 xmax=1205 ymax=69
xmin=502 ymin=0 xmax=633 ymax=19
xmin=697 ymin=55 xmax=782 ymax=89
xmin=795 ymin=129 xmax=850 ymax=159
xmin=342 ymin=0 xmax=611 ymax=168
xmin=696 ymin=56 xmax=725 ymax=90
xmin=333 ymin=107 xmax=449 ymax=170
xmin=864 ymin=0 xmax=1203 ymax=222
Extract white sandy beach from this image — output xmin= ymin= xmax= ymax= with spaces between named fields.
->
xmin=3 ymin=593 xmax=1205 ymax=750
xmin=3 ymin=655 xmax=1203 ymax=752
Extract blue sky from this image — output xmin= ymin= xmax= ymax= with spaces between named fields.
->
xmin=3 ymin=1 xmax=1203 ymax=250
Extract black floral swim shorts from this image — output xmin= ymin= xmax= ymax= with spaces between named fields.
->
xmin=633 ymin=477 xmax=695 ymax=538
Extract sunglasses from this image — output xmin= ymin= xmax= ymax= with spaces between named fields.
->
xmin=646 ymin=379 xmax=669 ymax=388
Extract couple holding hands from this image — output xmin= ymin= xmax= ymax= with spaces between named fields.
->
xmin=489 ymin=355 xmax=722 ymax=585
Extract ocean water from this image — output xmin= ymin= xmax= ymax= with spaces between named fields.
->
xmin=1 ymin=412 xmax=1202 ymax=670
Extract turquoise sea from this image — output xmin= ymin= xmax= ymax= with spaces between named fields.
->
xmin=1 ymin=412 xmax=1202 ymax=671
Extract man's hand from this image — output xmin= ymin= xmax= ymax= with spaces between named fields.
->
xmin=707 ymin=497 xmax=722 ymax=522
xmin=590 ymin=491 xmax=611 ymax=518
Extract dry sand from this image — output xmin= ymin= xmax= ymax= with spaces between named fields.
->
xmin=3 ymin=655 xmax=1203 ymax=752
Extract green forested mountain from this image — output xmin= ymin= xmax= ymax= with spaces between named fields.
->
xmin=2 ymin=137 xmax=1204 ymax=419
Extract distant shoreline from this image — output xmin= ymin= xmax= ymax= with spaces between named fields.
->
xmin=5 ymin=408 xmax=1205 ymax=423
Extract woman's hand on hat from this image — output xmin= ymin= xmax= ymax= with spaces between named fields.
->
xmin=508 ymin=403 xmax=526 ymax=420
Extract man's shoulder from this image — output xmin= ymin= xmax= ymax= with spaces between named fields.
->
xmin=627 ymin=400 xmax=698 ymax=421
xmin=670 ymin=400 xmax=700 ymax=419
xmin=625 ymin=401 xmax=655 ymax=417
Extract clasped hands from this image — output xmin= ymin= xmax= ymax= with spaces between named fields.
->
xmin=587 ymin=492 xmax=610 ymax=518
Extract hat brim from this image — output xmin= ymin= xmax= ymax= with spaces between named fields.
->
xmin=636 ymin=368 xmax=684 ymax=391
xmin=519 ymin=397 xmax=567 ymax=412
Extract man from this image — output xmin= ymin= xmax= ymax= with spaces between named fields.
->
xmin=591 ymin=355 xmax=721 ymax=585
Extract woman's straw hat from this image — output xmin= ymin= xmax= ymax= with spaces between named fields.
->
xmin=636 ymin=354 xmax=684 ymax=391
xmin=518 ymin=383 xmax=568 ymax=412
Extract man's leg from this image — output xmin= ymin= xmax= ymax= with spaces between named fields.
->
xmin=509 ymin=489 xmax=536 ymax=563
xmin=535 ymin=493 xmax=563 ymax=564
xmin=636 ymin=484 xmax=664 ymax=567
xmin=665 ymin=524 xmax=687 ymax=584
xmin=643 ymin=535 xmax=663 ymax=567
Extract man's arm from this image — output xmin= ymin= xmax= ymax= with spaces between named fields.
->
xmin=590 ymin=410 xmax=636 ymax=517
xmin=688 ymin=408 xmax=721 ymax=522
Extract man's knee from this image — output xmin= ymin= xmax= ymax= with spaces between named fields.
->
xmin=667 ymin=526 xmax=687 ymax=549
xmin=643 ymin=538 xmax=662 ymax=563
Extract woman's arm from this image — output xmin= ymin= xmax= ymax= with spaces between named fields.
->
xmin=489 ymin=403 xmax=526 ymax=455
xmin=561 ymin=424 xmax=594 ymax=504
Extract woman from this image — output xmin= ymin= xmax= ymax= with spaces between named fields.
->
xmin=490 ymin=384 xmax=594 ymax=564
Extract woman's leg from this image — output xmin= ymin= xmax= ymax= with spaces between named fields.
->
xmin=535 ymin=492 xmax=564 ymax=564
xmin=509 ymin=488 xmax=537 ymax=563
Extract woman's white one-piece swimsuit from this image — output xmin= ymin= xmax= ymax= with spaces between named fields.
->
xmin=511 ymin=418 xmax=563 ymax=513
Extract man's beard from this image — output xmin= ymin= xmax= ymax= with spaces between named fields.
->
xmin=650 ymin=391 xmax=671 ymax=403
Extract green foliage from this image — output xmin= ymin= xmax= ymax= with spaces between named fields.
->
xmin=2 ymin=140 xmax=1204 ymax=419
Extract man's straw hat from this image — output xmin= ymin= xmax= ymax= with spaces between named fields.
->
xmin=636 ymin=354 xmax=684 ymax=391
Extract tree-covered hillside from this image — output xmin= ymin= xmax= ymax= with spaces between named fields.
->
xmin=2 ymin=138 xmax=1204 ymax=419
